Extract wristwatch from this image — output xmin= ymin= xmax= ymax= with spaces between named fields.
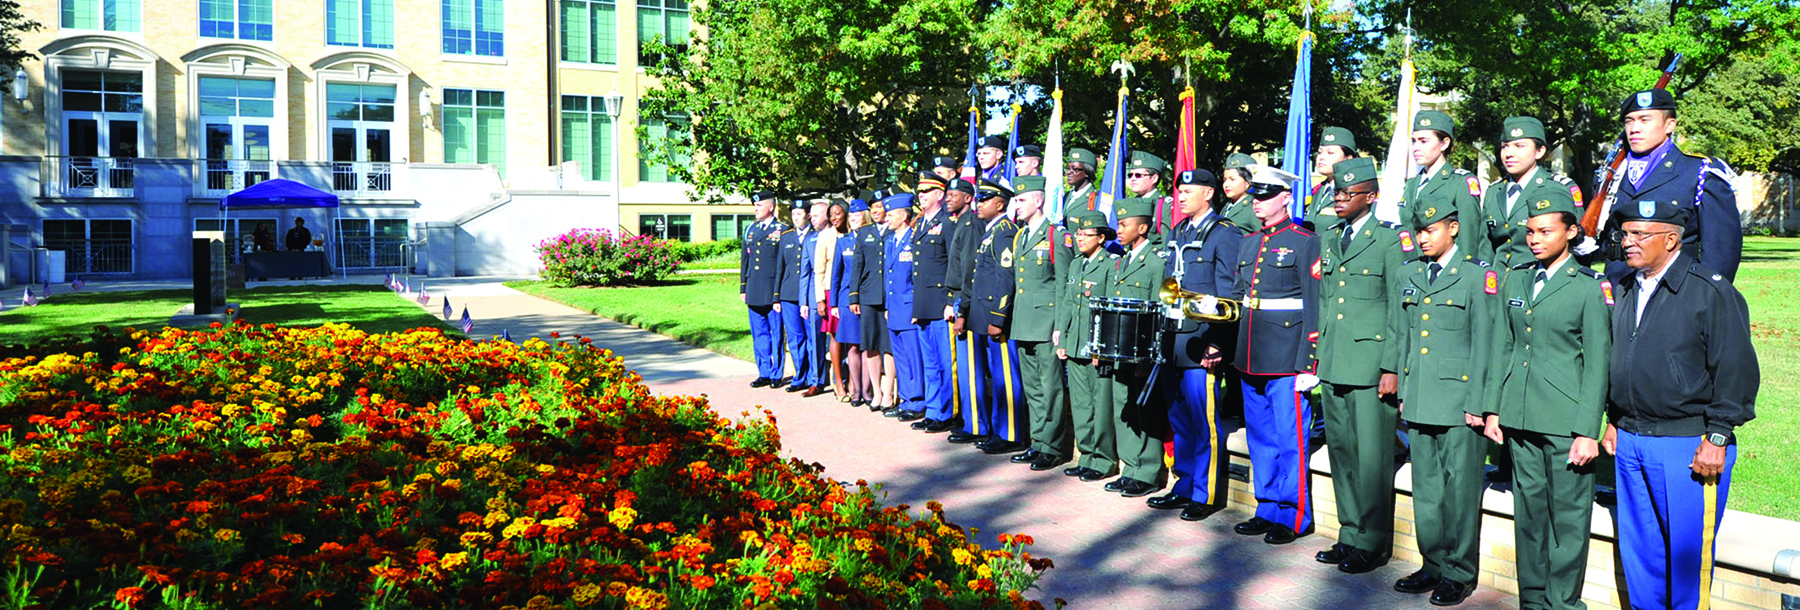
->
xmin=1705 ymin=432 xmax=1731 ymax=447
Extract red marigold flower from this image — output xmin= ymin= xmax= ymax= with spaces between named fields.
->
xmin=690 ymin=575 xmax=715 ymax=590
xmin=114 ymin=587 xmax=146 ymax=608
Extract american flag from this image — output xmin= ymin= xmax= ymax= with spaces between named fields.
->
xmin=459 ymin=307 xmax=474 ymax=334
xmin=386 ymin=273 xmax=397 ymax=290
xmin=401 ymin=280 xmax=413 ymax=298
xmin=416 ymin=288 xmax=430 ymax=305
xmin=22 ymin=287 xmax=38 ymax=307
xmin=71 ymin=278 xmax=85 ymax=291
xmin=501 ymin=329 xmax=512 ymax=342
xmin=442 ymin=297 xmax=453 ymax=320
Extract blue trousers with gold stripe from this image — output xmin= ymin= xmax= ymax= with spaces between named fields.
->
xmin=1615 ymin=430 xmax=1735 ymax=610
xmin=1168 ymin=367 xmax=1228 ymax=506
xmin=1240 ymin=373 xmax=1313 ymax=533
xmin=748 ymin=304 xmax=783 ymax=381
xmin=981 ymin=335 xmax=1027 ymax=442
xmin=917 ymin=318 xmax=954 ymax=421
xmin=889 ymin=325 xmax=924 ymax=412
xmin=957 ymin=330 xmax=989 ymax=435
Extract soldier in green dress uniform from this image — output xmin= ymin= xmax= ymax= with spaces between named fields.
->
xmin=1056 ymin=207 xmax=1121 ymax=482
xmin=1402 ymin=110 xmax=1485 ymax=258
xmin=1008 ymin=176 xmax=1077 ymax=471
xmin=1480 ymin=117 xmax=1586 ymax=271
xmin=1220 ymin=153 xmax=1263 ymax=232
xmin=1482 ymin=195 xmax=1612 ymax=610
xmin=1307 ymin=127 xmax=1357 ymax=227
xmin=1125 ymin=152 xmax=1174 ymax=243
xmin=1390 ymin=198 xmax=1497 ymax=606
xmin=1313 ymin=157 xmax=1408 ymax=574
xmin=1099 ymin=197 xmax=1170 ymax=498
xmin=1064 ymin=148 xmax=1100 ymax=219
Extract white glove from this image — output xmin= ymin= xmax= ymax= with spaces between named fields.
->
xmin=1165 ymin=304 xmax=1185 ymax=320
xmin=1574 ymin=234 xmax=1599 ymax=256
xmin=1198 ymin=295 xmax=1220 ymax=316
xmin=1295 ymin=373 xmax=1321 ymax=393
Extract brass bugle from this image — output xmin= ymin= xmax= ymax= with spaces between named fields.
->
xmin=1158 ymin=277 xmax=1242 ymax=322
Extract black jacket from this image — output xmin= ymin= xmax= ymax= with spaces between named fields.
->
xmin=1607 ymin=254 xmax=1758 ymax=439
xmin=968 ymin=217 xmax=1020 ymax=333
xmin=740 ymin=219 xmax=783 ymax=307
xmin=1162 ymin=213 xmax=1245 ymax=368
xmin=910 ymin=208 xmax=958 ymax=321
xmin=848 ymin=225 xmax=887 ymax=308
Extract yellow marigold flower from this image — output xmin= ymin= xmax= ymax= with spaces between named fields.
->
xmin=439 ymin=552 xmax=469 ymax=570
xmin=854 ymin=538 xmax=873 ymax=552
xmin=624 ymin=587 xmax=668 ymax=610
xmin=502 ymin=516 xmax=537 ymax=539
xmin=952 ymin=548 xmax=974 ymax=566
xmin=571 ymin=583 xmax=604 ymax=605
xmin=541 ymin=516 xmax=577 ymax=529
xmin=459 ymin=531 xmax=492 ymax=547
xmin=977 ymin=564 xmax=993 ymax=578
xmin=524 ymin=595 xmax=554 ymax=610
xmin=536 ymin=464 xmax=555 ymax=475
xmin=483 ymin=510 xmax=510 ymax=528
xmin=214 ymin=529 xmax=240 ymax=543
xmin=607 ymin=507 xmax=637 ymax=531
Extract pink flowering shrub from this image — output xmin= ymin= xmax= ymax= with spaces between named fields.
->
xmin=536 ymin=228 xmax=683 ymax=286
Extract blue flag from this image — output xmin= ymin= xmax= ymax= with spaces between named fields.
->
xmin=1098 ymin=84 xmax=1131 ymax=226
xmin=960 ymin=90 xmax=981 ymax=183
xmin=460 ymin=307 xmax=474 ymax=334
xmin=1281 ymin=22 xmax=1315 ymax=222
xmin=1002 ymin=98 xmax=1022 ymax=189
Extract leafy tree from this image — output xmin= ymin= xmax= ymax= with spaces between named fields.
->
xmin=1679 ymin=44 xmax=1800 ymax=173
xmin=1 ymin=0 xmax=42 ymax=78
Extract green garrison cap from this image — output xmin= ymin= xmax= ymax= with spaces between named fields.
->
xmin=1502 ymin=116 xmax=1545 ymax=144
xmin=1320 ymin=126 xmax=1357 ymax=153
xmin=1412 ymin=191 xmax=1461 ymax=227
xmin=1527 ymin=193 xmax=1578 ymax=219
xmin=1413 ymin=110 xmax=1456 ymax=139
xmin=1116 ymin=197 xmax=1156 ymax=220
xmin=1068 ymin=207 xmax=1110 ymax=231
xmin=1224 ymin=153 xmax=1258 ymax=170
xmin=1012 ymin=175 xmax=1047 ymax=195
xmin=1067 ymin=148 xmax=1098 ymax=171
xmin=1332 ymin=157 xmax=1378 ymax=190
xmin=1129 ymin=151 xmax=1169 ymax=174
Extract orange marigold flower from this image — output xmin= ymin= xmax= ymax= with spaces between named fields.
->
xmin=689 ymin=575 xmax=715 ymax=590
xmin=114 ymin=587 xmax=146 ymax=608
xmin=281 ymin=533 xmax=304 ymax=544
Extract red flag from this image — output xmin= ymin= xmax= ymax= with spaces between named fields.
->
xmin=1171 ymin=85 xmax=1199 ymax=225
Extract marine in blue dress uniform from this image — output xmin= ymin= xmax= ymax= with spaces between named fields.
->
xmin=910 ymin=173 xmax=961 ymax=431
xmin=1228 ymin=164 xmax=1321 ymax=546
xmin=741 ymin=191 xmax=786 ymax=387
xmin=1597 ymin=88 xmax=1742 ymax=285
xmin=969 ymin=182 xmax=1029 ymax=455
xmin=1606 ymin=199 xmax=1758 ymax=610
xmin=1146 ymin=169 xmax=1245 ymax=522
xmin=775 ymin=200 xmax=816 ymax=391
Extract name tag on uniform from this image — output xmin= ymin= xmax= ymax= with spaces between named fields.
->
xmin=1508 ymin=298 xmax=1525 ymax=308
xmin=1403 ymin=287 xmax=1418 ymax=296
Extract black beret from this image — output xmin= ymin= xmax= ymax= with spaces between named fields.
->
xmin=751 ymin=190 xmax=777 ymax=202
xmin=980 ymin=135 xmax=1008 ymax=150
xmin=1615 ymin=198 xmax=1691 ymax=226
xmin=1621 ymin=89 xmax=1677 ymax=119
xmin=1176 ymin=169 xmax=1218 ymax=189
xmin=949 ymin=179 xmax=976 ymax=195
xmin=1013 ymin=144 xmax=1043 ymax=159
xmin=932 ymin=155 xmax=960 ymax=169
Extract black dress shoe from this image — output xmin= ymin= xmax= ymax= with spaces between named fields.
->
xmin=1394 ymin=570 xmax=1443 ymax=595
xmin=1234 ymin=517 xmax=1276 ymax=536
xmin=1079 ymin=469 xmax=1116 ymax=482
xmin=1315 ymin=543 xmax=1351 ymax=565
xmin=946 ymin=431 xmax=981 ymax=444
xmin=1029 ymin=453 xmax=1071 ymax=471
xmin=1146 ymin=493 xmax=1193 ymax=510
xmin=1009 ymin=449 xmax=1041 ymax=464
xmin=1062 ymin=465 xmax=1087 ymax=477
xmin=1338 ymin=549 xmax=1391 ymax=574
xmin=897 ymin=410 xmax=926 ymax=422
xmin=1103 ymin=478 xmax=1129 ymax=492
xmin=786 ymin=382 xmax=809 ymax=393
xmin=750 ymin=378 xmax=772 ymax=388
xmin=882 ymin=406 xmax=903 ymax=418
xmin=1119 ymin=479 xmax=1162 ymax=498
xmin=1179 ymin=504 xmax=1220 ymax=521
xmin=770 ymin=378 xmax=789 ymax=389
xmin=869 ymin=403 xmax=885 ymax=412
xmin=981 ymin=440 xmax=1028 ymax=455
xmin=910 ymin=418 xmax=935 ymax=430
xmin=1428 ymin=580 xmax=1476 ymax=606
xmin=1262 ymin=524 xmax=1308 ymax=545
xmin=922 ymin=419 xmax=957 ymax=433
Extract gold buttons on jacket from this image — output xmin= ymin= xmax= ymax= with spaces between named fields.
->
xmin=1421 ymin=314 xmax=1430 ymax=321
xmin=1421 ymin=347 xmax=1429 ymax=354
xmin=1421 ymin=330 xmax=1429 ymax=337
xmin=1337 ymin=314 xmax=1344 ymax=320
xmin=1424 ymin=297 xmax=1432 ymax=304
xmin=1337 ymin=298 xmax=1345 ymax=303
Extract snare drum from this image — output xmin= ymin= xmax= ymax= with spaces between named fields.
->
xmin=1087 ymin=297 xmax=1164 ymax=363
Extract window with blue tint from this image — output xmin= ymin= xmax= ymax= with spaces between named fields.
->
xmin=326 ymin=83 xmax=397 ymax=123
xmin=61 ymin=0 xmax=139 ymax=32
xmin=443 ymin=88 xmax=506 ymax=176
xmin=199 ymin=77 xmax=276 ymax=118
xmin=327 ymin=0 xmax=394 ymax=49
xmin=444 ymin=0 xmax=502 ymax=56
xmin=558 ymin=0 xmax=616 ymax=65
xmin=200 ymin=0 xmax=272 ymax=40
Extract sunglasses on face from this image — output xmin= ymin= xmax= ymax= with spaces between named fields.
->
xmin=1127 ymin=171 xmax=1156 ymax=179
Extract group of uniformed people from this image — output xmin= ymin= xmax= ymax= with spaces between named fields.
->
xmin=739 ymin=88 xmax=1759 ymax=610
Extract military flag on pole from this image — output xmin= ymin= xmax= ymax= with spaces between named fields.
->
xmin=1044 ymin=81 xmax=1068 ymax=224
xmin=1099 ymin=61 xmax=1133 ymax=226
xmin=1280 ymin=9 xmax=1315 ymax=222
xmin=22 ymin=287 xmax=37 ymax=307
xmin=1377 ymin=17 xmax=1421 ymax=224
xmin=960 ymin=86 xmax=981 ymax=184
xmin=1171 ymin=84 xmax=1200 ymax=225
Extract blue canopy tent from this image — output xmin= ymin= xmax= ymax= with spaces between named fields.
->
xmin=220 ymin=178 xmax=342 ymax=278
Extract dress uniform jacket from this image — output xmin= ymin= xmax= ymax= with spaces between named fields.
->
xmin=884 ymin=227 xmax=917 ymax=331
xmin=968 ymin=218 xmax=1021 ymax=334
xmin=1231 ymin=219 xmax=1321 ymax=375
xmin=848 ymin=225 xmax=887 ymax=308
xmin=775 ymin=226 xmax=807 ymax=303
xmin=1221 ymin=195 xmax=1262 ymax=234
xmin=1162 ymin=213 xmax=1244 ymax=367
xmin=1058 ymin=251 xmax=1114 ymax=359
xmin=1601 ymin=143 xmax=1743 ymax=283
xmin=1391 ymin=250 xmax=1496 ymax=426
xmin=1065 ymin=183 xmax=1098 ymax=217
xmin=1607 ymin=254 xmax=1757 ymax=438
xmin=911 ymin=208 xmax=958 ymax=321
xmin=1480 ymin=169 xmax=1581 ymax=270
xmin=1485 ymin=260 xmax=1612 ymax=438
xmin=945 ymin=211 xmax=981 ymax=313
xmin=1317 ymin=215 xmax=1408 ymax=386
xmin=1402 ymin=165 xmax=1485 ymax=258
xmin=741 ymin=219 xmax=783 ymax=307
xmin=1010 ymin=217 xmax=1075 ymax=342
xmin=1304 ymin=181 xmax=1338 ymax=229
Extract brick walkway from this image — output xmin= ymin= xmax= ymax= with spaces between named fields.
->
xmin=421 ymin=280 xmax=1520 ymax=609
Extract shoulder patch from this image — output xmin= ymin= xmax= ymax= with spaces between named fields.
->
xmin=1398 ymin=231 xmax=1415 ymax=252
xmin=1570 ymin=184 xmax=1584 ymax=204
xmin=1484 ymin=270 xmax=1499 ymax=295
xmin=1466 ymin=176 xmax=1482 ymax=196
xmin=1063 ymin=232 xmax=1074 ymax=248
xmin=1601 ymin=280 xmax=1615 ymax=305
xmin=1311 ymin=258 xmax=1323 ymax=280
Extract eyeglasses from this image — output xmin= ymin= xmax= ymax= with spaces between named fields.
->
xmin=1332 ymin=189 xmax=1375 ymax=200
xmin=1126 ymin=171 xmax=1157 ymax=179
xmin=1611 ymin=229 xmax=1674 ymax=244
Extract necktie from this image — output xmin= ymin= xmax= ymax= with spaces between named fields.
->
xmin=1429 ymin=262 xmax=1443 ymax=284
xmin=1506 ymin=184 xmax=1523 ymax=215
xmin=1338 ymin=226 xmax=1353 ymax=254
xmin=1533 ymin=269 xmax=1548 ymax=299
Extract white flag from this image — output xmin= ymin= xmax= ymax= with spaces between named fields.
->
xmin=1376 ymin=55 xmax=1421 ymax=224
xmin=1044 ymin=88 xmax=1067 ymax=224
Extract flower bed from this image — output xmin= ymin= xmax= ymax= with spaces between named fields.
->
xmin=536 ymin=229 xmax=683 ymax=287
xmin=0 ymin=323 xmax=1051 ymax=609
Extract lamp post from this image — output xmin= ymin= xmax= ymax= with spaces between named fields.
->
xmin=11 ymin=66 xmax=26 ymax=113
xmin=418 ymin=88 xmax=434 ymax=130
xmin=601 ymin=88 xmax=624 ymax=215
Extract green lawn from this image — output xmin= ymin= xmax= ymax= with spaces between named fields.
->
xmin=525 ymin=241 xmax=1800 ymax=519
xmin=0 ymin=285 xmax=459 ymax=346
xmin=506 ymin=275 xmax=753 ymax=361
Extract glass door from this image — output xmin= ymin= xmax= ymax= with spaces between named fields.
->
xmin=325 ymin=83 xmax=396 ymax=192
xmin=60 ymin=70 xmax=142 ymax=196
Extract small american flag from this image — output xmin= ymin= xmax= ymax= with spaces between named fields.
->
xmin=459 ymin=307 xmax=474 ymax=334
xmin=386 ymin=273 xmax=397 ymax=290
xmin=70 ymin=278 xmax=85 ymax=291
xmin=416 ymin=288 xmax=430 ymax=305
xmin=401 ymin=280 xmax=412 ymax=298
xmin=22 ymin=288 xmax=38 ymax=307
xmin=442 ymin=297 xmax=453 ymax=320
xmin=501 ymin=329 xmax=512 ymax=342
